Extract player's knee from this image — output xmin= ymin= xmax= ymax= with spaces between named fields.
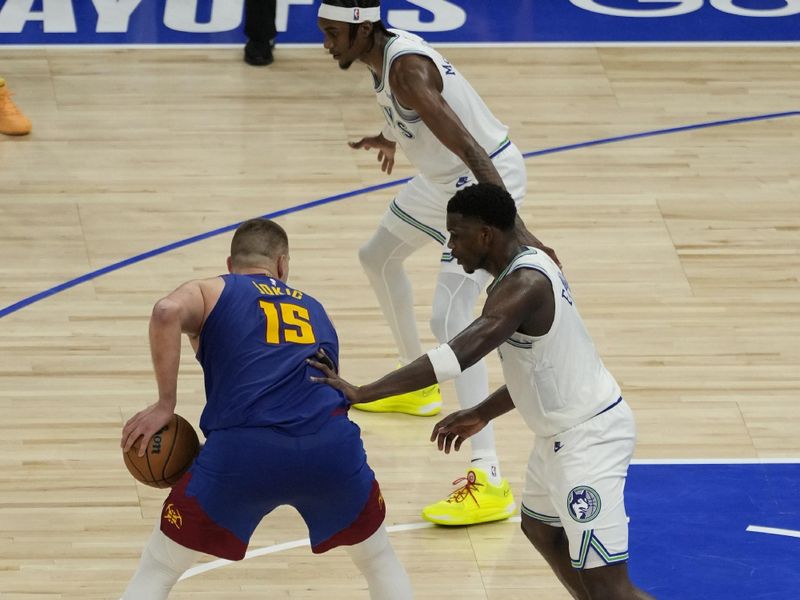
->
xmin=429 ymin=303 xmax=471 ymax=342
xmin=428 ymin=311 xmax=447 ymax=343
xmin=521 ymin=514 xmax=560 ymax=551
xmin=145 ymin=529 xmax=196 ymax=574
xmin=358 ymin=242 xmax=380 ymax=274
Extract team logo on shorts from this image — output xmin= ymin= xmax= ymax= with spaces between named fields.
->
xmin=567 ymin=486 xmax=601 ymax=523
xmin=163 ymin=503 xmax=183 ymax=529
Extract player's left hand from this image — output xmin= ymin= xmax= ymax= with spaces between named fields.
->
xmin=308 ymin=349 xmax=362 ymax=405
xmin=431 ymin=408 xmax=488 ymax=453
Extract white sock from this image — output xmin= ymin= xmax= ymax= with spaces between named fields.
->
xmin=121 ymin=524 xmax=198 ymax=600
xmin=471 ymin=451 xmax=503 ymax=486
xmin=345 ymin=527 xmax=413 ymax=600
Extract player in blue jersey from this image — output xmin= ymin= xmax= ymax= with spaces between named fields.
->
xmin=119 ymin=218 xmax=413 ymax=599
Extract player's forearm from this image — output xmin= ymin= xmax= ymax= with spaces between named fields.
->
xmin=148 ymin=300 xmax=182 ymax=410
xmin=358 ymin=354 xmax=438 ymax=403
xmin=474 ymin=386 xmax=515 ymax=423
xmin=461 ymin=144 xmax=505 ymax=189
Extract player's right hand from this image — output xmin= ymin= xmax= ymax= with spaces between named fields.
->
xmin=308 ymin=349 xmax=362 ymax=405
xmin=348 ymin=134 xmax=397 ymax=175
xmin=121 ymin=403 xmax=174 ymax=457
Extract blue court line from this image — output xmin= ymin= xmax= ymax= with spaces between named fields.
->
xmin=1 ymin=110 xmax=798 ymax=320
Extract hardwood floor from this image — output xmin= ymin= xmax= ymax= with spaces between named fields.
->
xmin=0 ymin=45 xmax=798 ymax=598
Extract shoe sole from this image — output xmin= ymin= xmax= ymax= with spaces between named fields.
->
xmin=421 ymin=503 xmax=517 ymax=526
xmin=352 ymin=400 xmax=442 ymax=417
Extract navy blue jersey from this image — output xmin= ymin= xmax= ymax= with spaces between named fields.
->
xmin=196 ymin=274 xmax=348 ymax=436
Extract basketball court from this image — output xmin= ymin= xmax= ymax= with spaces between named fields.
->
xmin=1 ymin=2 xmax=799 ymax=598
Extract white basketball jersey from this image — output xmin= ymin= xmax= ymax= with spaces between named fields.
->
xmin=491 ymin=248 xmax=621 ymax=437
xmin=373 ymin=30 xmax=510 ymax=184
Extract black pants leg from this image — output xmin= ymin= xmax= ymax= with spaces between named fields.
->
xmin=244 ymin=0 xmax=277 ymax=44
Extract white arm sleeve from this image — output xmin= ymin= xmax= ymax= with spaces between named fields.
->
xmin=426 ymin=343 xmax=462 ymax=383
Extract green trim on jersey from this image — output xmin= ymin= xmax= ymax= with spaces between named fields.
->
xmin=390 ymin=200 xmax=446 ymax=245
xmin=487 ymin=248 xmax=539 ymax=294
xmin=374 ymin=35 xmax=400 ymax=94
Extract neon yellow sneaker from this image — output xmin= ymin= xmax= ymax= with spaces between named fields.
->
xmin=352 ymin=381 xmax=442 ymax=416
xmin=422 ymin=468 xmax=516 ymax=525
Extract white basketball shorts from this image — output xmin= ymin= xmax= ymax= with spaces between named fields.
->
xmin=520 ymin=398 xmax=636 ymax=570
xmin=380 ymin=140 xmax=527 ymax=279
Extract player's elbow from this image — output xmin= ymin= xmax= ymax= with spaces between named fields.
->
xmin=151 ymin=297 xmax=183 ymax=326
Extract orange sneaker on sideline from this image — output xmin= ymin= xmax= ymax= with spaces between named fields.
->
xmin=0 ymin=78 xmax=32 ymax=136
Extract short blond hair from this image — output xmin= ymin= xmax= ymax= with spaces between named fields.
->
xmin=230 ymin=219 xmax=289 ymax=268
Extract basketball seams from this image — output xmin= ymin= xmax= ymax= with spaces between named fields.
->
xmin=124 ymin=454 xmax=148 ymax=483
xmin=162 ymin=415 xmax=180 ymax=483
xmin=123 ymin=413 xmax=198 ymax=488
xmin=143 ymin=437 xmax=158 ymax=484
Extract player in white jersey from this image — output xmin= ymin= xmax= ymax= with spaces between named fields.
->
xmin=317 ymin=0 xmax=558 ymax=527
xmin=310 ymin=184 xmax=654 ymax=598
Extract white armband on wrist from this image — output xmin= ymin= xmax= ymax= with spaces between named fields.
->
xmin=381 ymin=124 xmax=397 ymax=142
xmin=426 ymin=343 xmax=462 ymax=383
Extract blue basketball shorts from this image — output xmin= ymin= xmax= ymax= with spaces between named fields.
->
xmin=159 ymin=417 xmax=384 ymax=560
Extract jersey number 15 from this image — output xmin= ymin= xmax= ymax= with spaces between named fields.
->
xmin=259 ymin=301 xmax=316 ymax=345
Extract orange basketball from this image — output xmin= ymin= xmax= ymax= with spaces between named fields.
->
xmin=123 ymin=413 xmax=200 ymax=488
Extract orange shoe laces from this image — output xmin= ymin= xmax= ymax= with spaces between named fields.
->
xmin=446 ymin=470 xmax=483 ymax=505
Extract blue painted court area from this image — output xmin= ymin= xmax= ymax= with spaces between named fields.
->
xmin=626 ymin=462 xmax=799 ymax=599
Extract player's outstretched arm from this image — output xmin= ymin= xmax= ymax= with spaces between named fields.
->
xmin=309 ymin=347 xmax=435 ymax=406
xmin=312 ymin=271 xmax=544 ymax=404
xmin=389 ymin=54 xmax=504 ymax=189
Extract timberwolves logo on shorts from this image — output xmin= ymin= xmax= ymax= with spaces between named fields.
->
xmin=567 ymin=486 xmax=601 ymax=522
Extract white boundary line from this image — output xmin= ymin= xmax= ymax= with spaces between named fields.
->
xmin=746 ymin=525 xmax=800 ymax=539
xmin=175 ymin=460 xmax=798 ymax=580
xmin=632 ymin=458 xmax=800 ymax=464
xmin=180 ymin=517 xmax=522 ymax=580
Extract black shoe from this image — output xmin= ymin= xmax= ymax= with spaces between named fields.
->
xmin=244 ymin=40 xmax=274 ymax=66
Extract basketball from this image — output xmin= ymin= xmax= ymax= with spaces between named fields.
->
xmin=123 ymin=413 xmax=200 ymax=488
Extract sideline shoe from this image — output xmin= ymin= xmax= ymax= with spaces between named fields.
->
xmin=244 ymin=39 xmax=274 ymax=66
xmin=422 ymin=468 xmax=516 ymax=526
xmin=0 ymin=78 xmax=32 ymax=136
xmin=352 ymin=381 xmax=442 ymax=417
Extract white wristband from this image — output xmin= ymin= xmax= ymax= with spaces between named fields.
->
xmin=426 ymin=343 xmax=462 ymax=383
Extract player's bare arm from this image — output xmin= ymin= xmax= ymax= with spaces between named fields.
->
xmin=389 ymin=54 xmax=505 ymax=189
xmin=121 ymin=279 xmax=211 ymax=456
xmin=311 ymin=269 xmax=549 ymax=404
xmin=390 ymin=55 xmax=560 ymax=266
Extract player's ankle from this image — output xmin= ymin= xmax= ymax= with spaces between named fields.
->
xmin=470 ymin=455 xmax=502 ymax=486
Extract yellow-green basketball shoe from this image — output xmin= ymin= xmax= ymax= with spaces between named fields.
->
xmin=422 ymin=468 xmax=516 ymax=526
xmin=352 ymin=381 xmax=442 ymax=416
